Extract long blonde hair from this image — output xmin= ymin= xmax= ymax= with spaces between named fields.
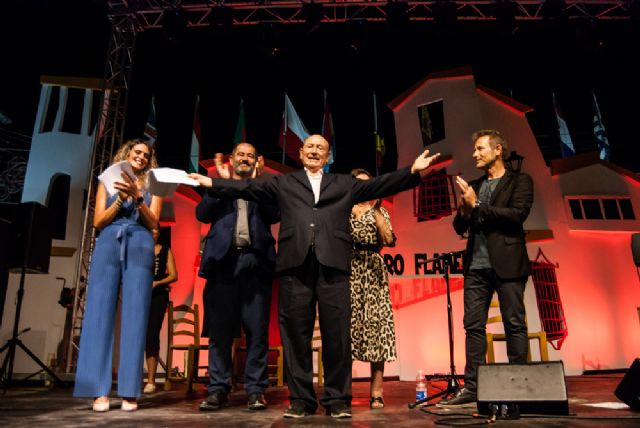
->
xmin=111 ymin=138 xmax=158 ymax=187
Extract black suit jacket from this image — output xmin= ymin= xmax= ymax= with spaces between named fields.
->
xmin=208 ymin=166 xmax=421 ymax=273
xmin=452 ymin=170 xmax=533 ymax=279
xmin=196 ymin=193 xmax=279 ymax=278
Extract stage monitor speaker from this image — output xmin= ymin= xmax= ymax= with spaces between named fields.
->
xmin=46 ymin=172 xmax=71 ymax=240
xmin=477 ymin=361 xmax=569 ymax=415
xmin=631 ymin=233 xmax=640 ymax=267
xmin=7 ymin=201 xmax=52 ymax=274
xmin=614 ymin=358 xmax=640 ymax=411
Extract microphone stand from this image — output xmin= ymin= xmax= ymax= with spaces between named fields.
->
xmin=408 ymin=251 xmax=464 ymax=409
xmin=0 ymin=266 xmax=64 ymax=391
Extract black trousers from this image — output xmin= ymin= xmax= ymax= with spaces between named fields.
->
xmin=145 ymin=285 xmax=169 ymax=357
xmin=279 ymin=249 xmax=351 ymax=412
xmin=203 ymin=253 xmax=272 ymax=396
xmin=462 ymin=269 xmax=528 ymax=394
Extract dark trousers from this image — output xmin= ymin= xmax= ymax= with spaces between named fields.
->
xmin=463 ymin=269 xmax=528 ymax=394
xmin=145 ymin=286 xmax=169 ymax=357
xmin=279 ymin=249 xmax=351 ymax=412
xmin=204 ymin=254 xmax=272 ymax=396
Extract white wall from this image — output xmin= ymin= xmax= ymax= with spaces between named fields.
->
xmin=388 ymin=70 xmax=640 ymax=379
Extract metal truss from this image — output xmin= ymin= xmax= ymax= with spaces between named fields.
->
xmin=108 ymin=1 xmax=635 ymax=28
xmin=66 ymin=13 xmax=138 ymax=373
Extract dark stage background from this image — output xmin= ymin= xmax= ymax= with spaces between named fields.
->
xmin=1 ymin=0 xmax=639 ymax=179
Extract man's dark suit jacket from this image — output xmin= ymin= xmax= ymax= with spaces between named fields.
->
xmin=207 ymin=166 xmax=421 ymax=274
xmin=196 ymin=193 xmax=279 ymax=278
xmin=453 ymin=170 xmax=534 ymax=280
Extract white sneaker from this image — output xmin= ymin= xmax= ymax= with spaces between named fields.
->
xmin=92 ymin=396 xmax=110 ymax=412
xmin=121 ymin=399 xmax=138 ymax=412
xmin=143 ymin=383 xmax=157 ymax=394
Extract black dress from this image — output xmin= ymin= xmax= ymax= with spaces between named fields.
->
xmin=145 ymin=245 xmax=171 ymax=357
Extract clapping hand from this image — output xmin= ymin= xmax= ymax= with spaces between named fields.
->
xmin=214 ymin=153 xmax=231 ymax=179
xmin=455 ymin=176 xmax=477 ymax=215
xmin=252 ymin=155 xmax=264 ymax=179
xmin=114 ymin=171 xmax=141 ymax=200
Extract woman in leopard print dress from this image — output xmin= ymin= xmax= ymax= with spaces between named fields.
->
xmin=349 ymin=169 xmax=397 ymax=409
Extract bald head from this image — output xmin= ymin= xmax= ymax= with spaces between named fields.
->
xmin=299 ymin=134 xmax=330 ymax=173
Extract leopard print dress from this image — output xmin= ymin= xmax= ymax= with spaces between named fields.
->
xmin=349 ymin=207 xmax=397 ymax=363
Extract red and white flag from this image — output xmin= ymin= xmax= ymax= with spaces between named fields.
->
xmin=278 ymin=94 xmax=310 ymax=165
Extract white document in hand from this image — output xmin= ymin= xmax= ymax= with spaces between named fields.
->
xmin=98 ymin=161 xmax=136 ymax=196
xmin=148 ymin=168 xmax=200 ymax=197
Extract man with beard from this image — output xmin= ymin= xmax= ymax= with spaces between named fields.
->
xmin=191 ymin=134 xmax=439 ymax=419
xmin=197 ymin=142 xmax=280 ymax=411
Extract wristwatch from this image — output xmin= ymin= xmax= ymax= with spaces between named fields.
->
xmin=135 ymin=196 xmax=144 ymax=205
xmin=474 ymin=200 xmax=482 ymax=209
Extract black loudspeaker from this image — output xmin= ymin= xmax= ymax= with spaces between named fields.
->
xmin=477 ymin=361 xmax=569 ymax=415
xmin=615 ymin=358 xmax=640 ymax=411
xmin=0 ymin=214 xmax=10 ymax=269
xmin=632 ymin=233 xmax=640 ymax=267
xmin=46 ymin=172 xmax=70 ymax=240
xmin=0 ymin=214 xmax=10 ymax=324
xmin=7 ymin=202 xmax=52 ymax=274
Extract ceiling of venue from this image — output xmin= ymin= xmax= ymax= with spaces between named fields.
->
xmin=1 ymin=0 xmax=638 ymax=174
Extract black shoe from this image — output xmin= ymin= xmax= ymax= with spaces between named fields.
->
xmin=328 ymin=402 xmax=352 ymax=419
xmin=283 ymin=401 xmax=311 ymax=418
xmin=247 ymin=392 xmax=267 ymax=411
xmin=436 ymin=388 xmax=477 ymax=408
xmin=199 ymin=391 xmax=229 ymax=411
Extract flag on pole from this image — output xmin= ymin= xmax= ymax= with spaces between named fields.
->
xmin=322 ymin=90 xmax=335 ymax=173
xmin=233 ymin=97 xmax=246 ymax=146
xmin=552 ymin=92 xmax=575 ymax=158
xmin=278 ymin=94 xmax=310 ymax=165
xmin=144 ymin=96 xmax=158 ymax=146
xmin=592 ymin=92 xmax=610 ymax=161
xmin=188 ymin=96 xmax=202 ymax=173
xmin=375 ymin=134 xmax=386 ymax=174
xmin=373 ymin=92 xmax=386 ymax=175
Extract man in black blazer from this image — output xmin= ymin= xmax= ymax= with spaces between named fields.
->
xmin=439 ymin=130 xmax=534 ymax=407
xmin=191 ymin=134 xmax=439 ymax=418
xmin=197 ymin=143 xmax=280 ymax=412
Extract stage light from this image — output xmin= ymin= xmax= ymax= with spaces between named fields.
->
xmin=302 ymin=2 xmax=324 ymax=29
xmin=386 ymin=0 xmax=409 ymax=27
xmin=492 ymin=0 xmax=517 ymax=32
xmin=432 ymin=0 xmax=458 ymax=25
xmin=162 ymin=7 xmax=188 ymax=41
xmin=541 ymin=0 xmax=566 ymax=20
xmin=346 ymin=19 xmax=369 ymax=54
xmin=208 ymin=5 xmax=234 ymax=27
xmin=259 ymin=22 xmax=282 ymax=57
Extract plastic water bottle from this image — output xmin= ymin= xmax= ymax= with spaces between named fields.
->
xmin=416 ymin=370 xmax=427 ymax=401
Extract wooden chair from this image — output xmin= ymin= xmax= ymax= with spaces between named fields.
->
xmin=486 ymin=298 xmax=549 ymax=363
xmin=164 ymin=301 xmax=208 ymax=393
xmin=231 ymin=332 xmax=284 ymax=388
xmin=312 ymin=311 xmax=324 ymax=385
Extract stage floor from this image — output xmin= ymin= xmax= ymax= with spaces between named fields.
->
xmin=1 ymin=375 xmax=638 ymax=427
